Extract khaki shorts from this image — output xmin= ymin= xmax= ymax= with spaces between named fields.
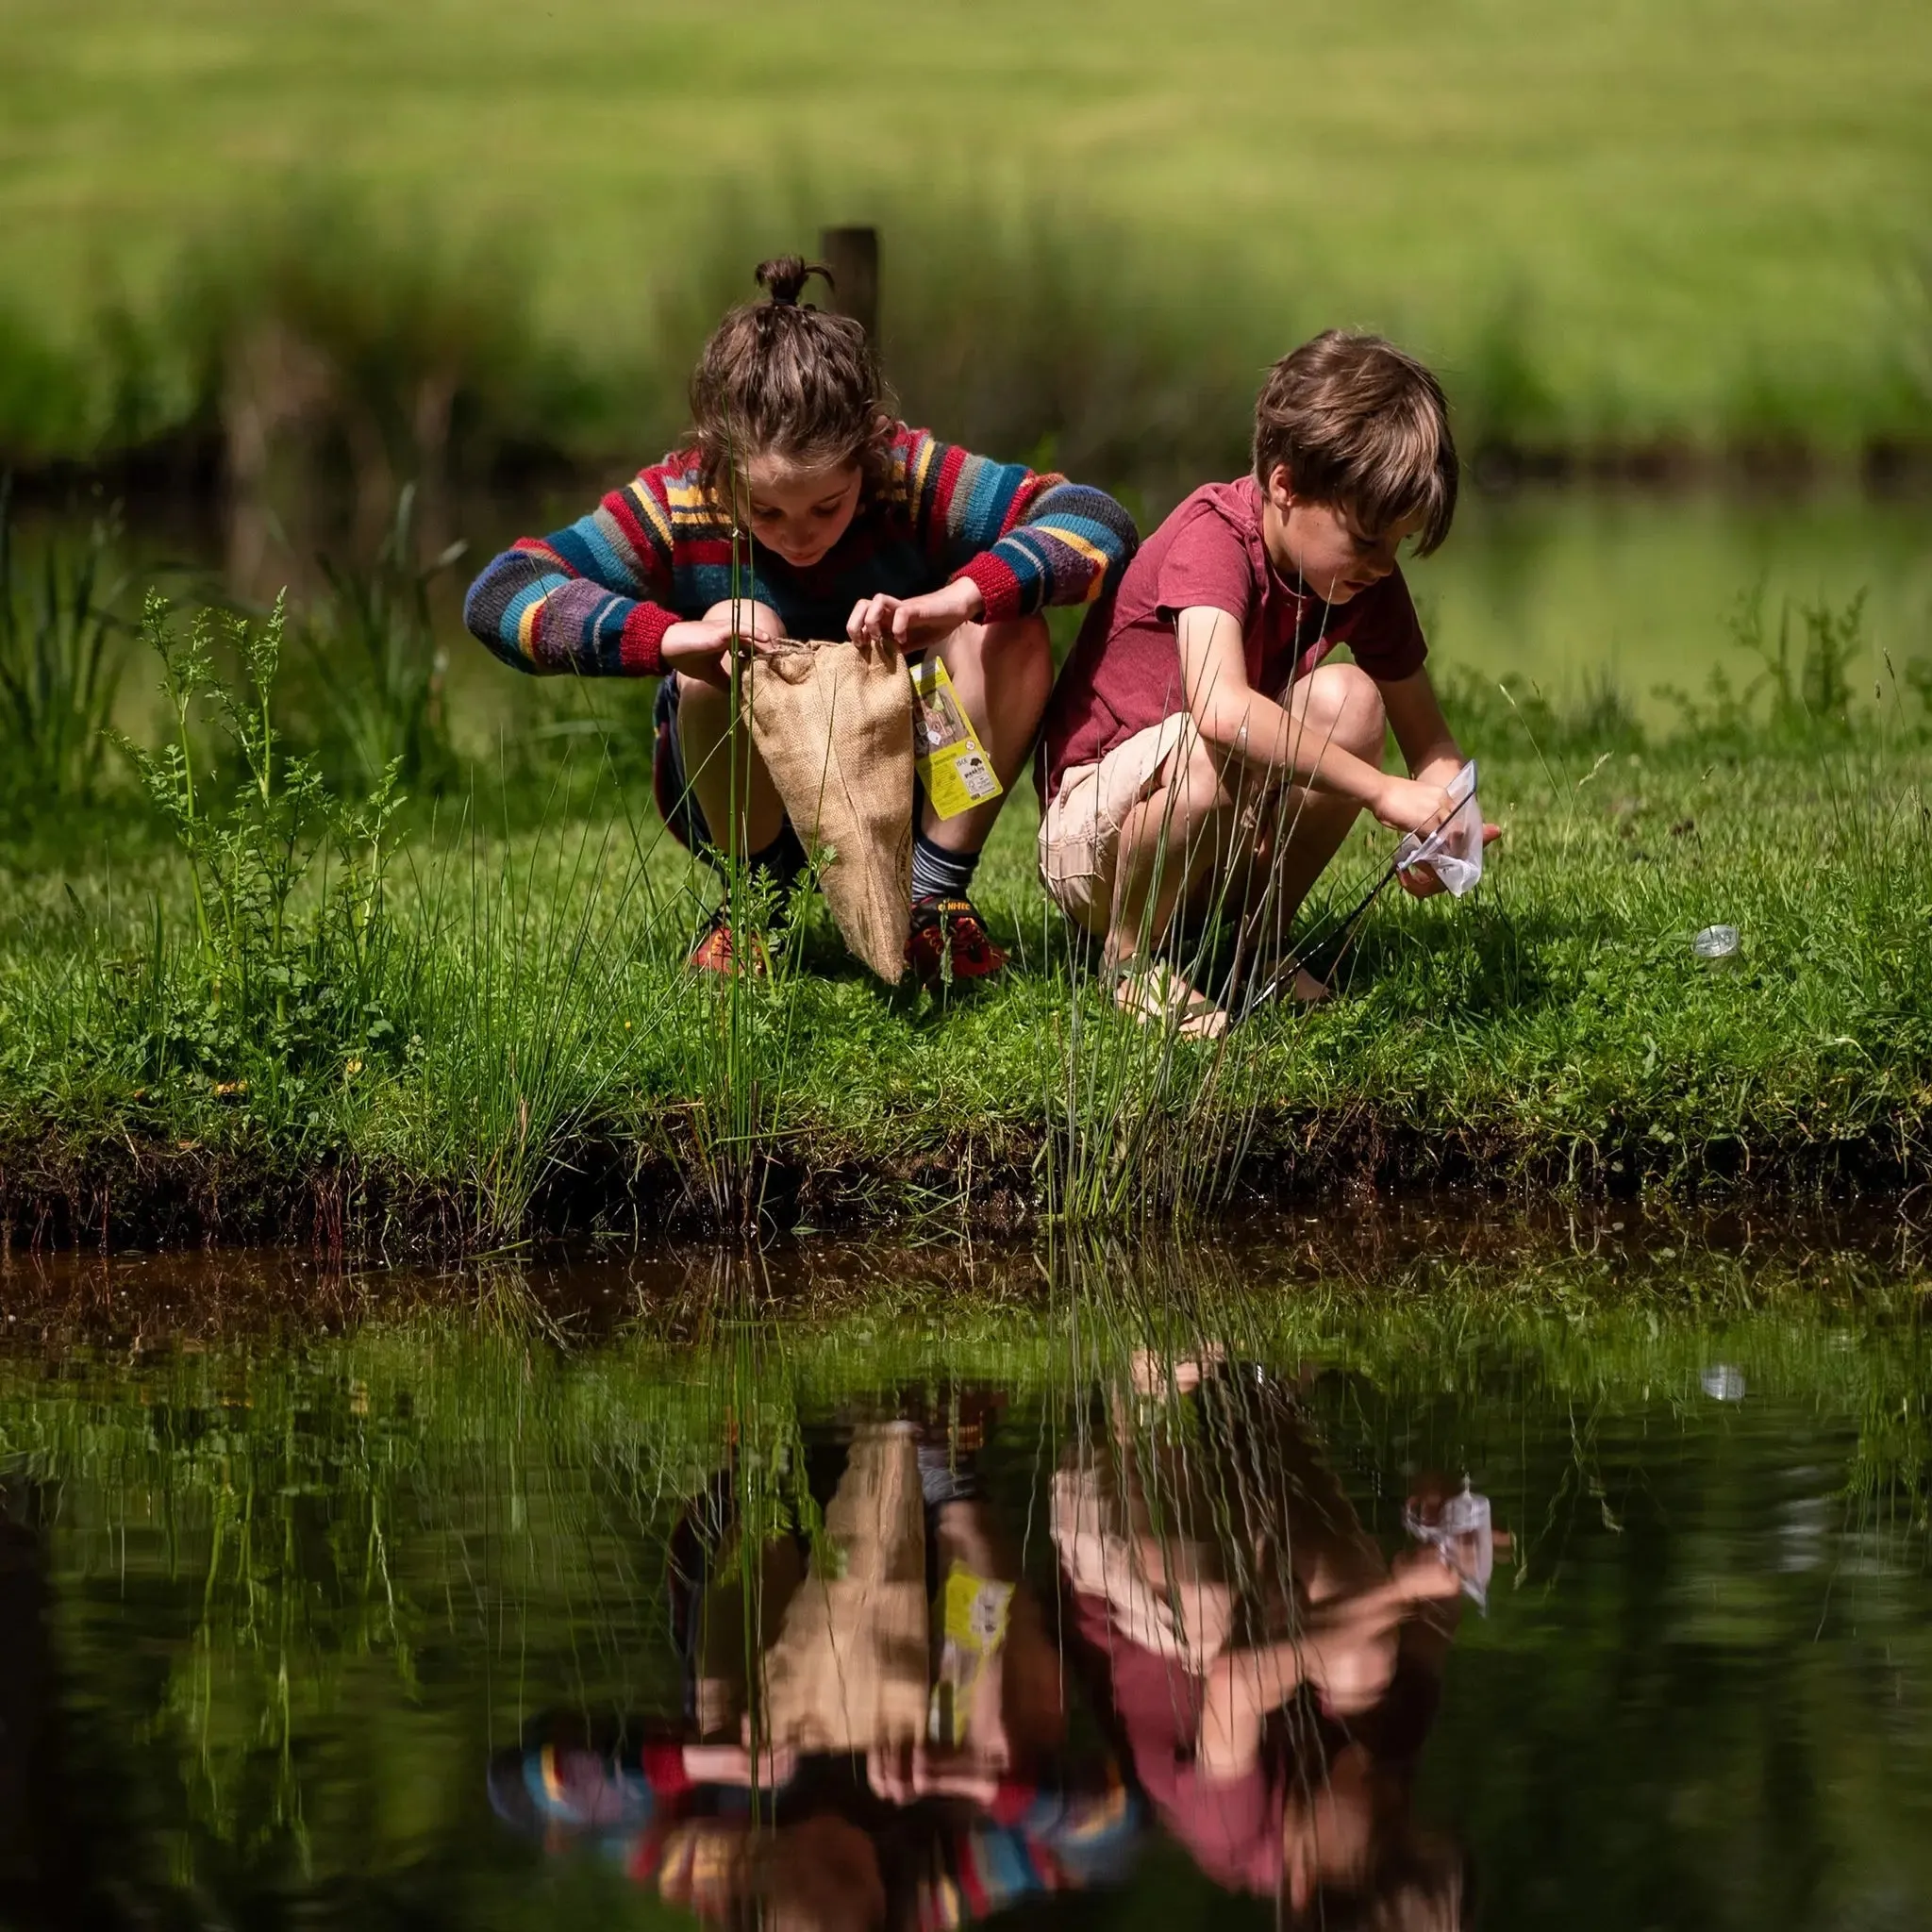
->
xmin=1038 ymin=715 xmax=1200 ymax=936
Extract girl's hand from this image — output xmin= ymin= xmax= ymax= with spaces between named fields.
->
xmin=866 ymin=1740 xmax=1001 ymax=1808
xmin=661 ymin=618 xmax=740 ymax=690
xmin=661 ymin=612 xmax=784 ymax=690
xmin=847 ymin=578 xmax=985 ymax=653
xmin=685 ymin=1738 xmax=796 ymax=1788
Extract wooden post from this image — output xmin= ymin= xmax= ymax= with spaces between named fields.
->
xmin=818 ymin=225 xmax=879 ymax=341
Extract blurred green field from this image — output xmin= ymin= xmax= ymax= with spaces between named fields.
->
xmin=4 ymin=0 xmax=1930 ymax=461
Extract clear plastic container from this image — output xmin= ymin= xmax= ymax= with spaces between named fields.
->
xmin=1404 ymin=1479 xmax=1495 ymax=1610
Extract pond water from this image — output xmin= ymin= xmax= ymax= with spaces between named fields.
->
xmin=0 ymin=1218 xmax=1926 ymax=1929
xmin=1410 ymin=487 xmax=1932 ymax=720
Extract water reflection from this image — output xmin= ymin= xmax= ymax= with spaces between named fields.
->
xmin=488 ymin=1336 xmax=1494 ymax=1926
xmin=1057 ymin=1352 xmax=1474 ymax=1917
xmin=0 ymin=1224 xmax=1924 ymax=1929
xmin=493 ymin=1401 xmax=1137 ymax=1927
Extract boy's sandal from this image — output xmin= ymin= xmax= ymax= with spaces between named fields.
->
xmin=1108 ymin=959 xmax=1229 ymax=1041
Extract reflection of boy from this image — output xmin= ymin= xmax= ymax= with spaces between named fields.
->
xmin=1036 ymin=331 xmax=1499 ymax=1036
xmin=1055 ymin=1360 xmax=1471 ymax=1915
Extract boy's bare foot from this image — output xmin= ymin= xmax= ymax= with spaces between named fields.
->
xmin=1289 ymin=966 xmax=1330 ymax=1004
xmin=1109 ymin=960 xmax=1229 ymax=1041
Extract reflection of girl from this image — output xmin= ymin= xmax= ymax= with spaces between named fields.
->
xmin=1054 ymin=1358 xmax=1472 ymax=1921
xmin=489 ymin=1735 xmax=1138 ymax=1932
xmin=491 ymin=1413 xmax=1141 ymax=1930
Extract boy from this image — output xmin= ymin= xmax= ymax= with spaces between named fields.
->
xmin=1037 ymin=330 xmax=1498 ymax=1037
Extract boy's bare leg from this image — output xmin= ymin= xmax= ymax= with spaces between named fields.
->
xmin=921 ymin=614 xmax=1053 ymax=855
xmin=1224 ymin=663 xmax=1391 ymax=974
xmin=1103 ymin=664 xmax=1390 ymax=1006
xmin=674 ymin=599 xmax=790 ymax=858
xmin=1103 ymin=728 xmax=1229 ymax=972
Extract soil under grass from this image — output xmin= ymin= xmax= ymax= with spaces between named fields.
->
xmin=5 ymin=658 xmax=1932 ymax=1249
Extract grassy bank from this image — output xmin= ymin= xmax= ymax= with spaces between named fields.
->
xmin=4 ymin=546 xmax=1932 ymax=1244
xmin=1 ymin=0 xmax=1929 ymax=480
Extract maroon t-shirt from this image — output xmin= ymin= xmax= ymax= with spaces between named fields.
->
xmin=1071 ymin=1589 xmax=1441 ymax=1897
xmin=1040 ymin=477 xmax=1427 ymax=800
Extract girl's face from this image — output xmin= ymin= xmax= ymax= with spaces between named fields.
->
xmin=1260 ymin=463 xmax=1421 ymax=605
xmin=741 ymin=455 xmax=864 ymax=569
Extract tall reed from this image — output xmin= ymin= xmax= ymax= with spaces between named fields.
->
xmin=0 ymin=476 xmax=127 ymax=814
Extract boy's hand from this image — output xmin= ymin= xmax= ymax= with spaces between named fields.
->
xmin=1390 ymin=1545 xmax=1471 ymax=1602
xmin=1371 ymin=773 xmax=1453 ymax=838
xmin=1397 ymin=821 xmax=1504 ymax=897
xmin=847 ymin=578 xmax=985 ymax=652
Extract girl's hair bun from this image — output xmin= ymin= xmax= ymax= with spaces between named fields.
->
xmin=688 ymin=253 xmax=893 ymax=504
xmin=755 ymin=256 xmax=833 ymax=307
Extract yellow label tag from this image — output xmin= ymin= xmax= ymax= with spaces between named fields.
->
xmin=928 ymin=1565 xmax=1014 ymax=1746
xmin=909 ymin=658 xmax=1004 ymax=821
xmin=941 ymin=1564 xmax=1013 ymax=1655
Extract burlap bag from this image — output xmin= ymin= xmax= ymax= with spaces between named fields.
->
xmin=757 ymin=1424 xmax=930 ymax=1753
xmin=740 ymin=640 xmax=913 ymax=983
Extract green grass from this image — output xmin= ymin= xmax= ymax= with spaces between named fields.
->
xmin=0 ymin=0 xmax=1929 ymax=470
xmin=5 ymin=568 xmax=1932 ymax=1243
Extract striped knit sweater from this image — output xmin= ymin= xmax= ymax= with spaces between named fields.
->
xmin=463 ymin=425 xmax=1139 ymax=677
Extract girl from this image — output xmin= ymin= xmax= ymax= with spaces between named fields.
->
xmin=465 ymin=257 xmax=1139 ymax=984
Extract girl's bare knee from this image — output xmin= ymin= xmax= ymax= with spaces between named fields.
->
xmin=675 ymin=668 xmax=728 ymax=707
xmin=700 ymin=598 xmax=788 ymax=638
xmin=974 ymin=612 xmax=1051 ymax=664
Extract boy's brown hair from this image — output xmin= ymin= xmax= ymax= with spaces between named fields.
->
xmin=1252 ymin=331 xmax=1458 ymax=556
xmin=689 ymin=257 xmax=896 ymax=507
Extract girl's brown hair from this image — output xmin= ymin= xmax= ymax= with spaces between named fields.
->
xmin=689 ymin=257 xmax=896 ymax=508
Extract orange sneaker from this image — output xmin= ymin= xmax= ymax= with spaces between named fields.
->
xmin=906 ymin=895 xmax=1007 ymax=990
xmin=689 ymin=907 xmax=770 ymax=976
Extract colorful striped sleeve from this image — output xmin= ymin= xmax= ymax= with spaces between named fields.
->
xmin=893 ymin=427 xmax=1140 ymax=625
xmin=463 ymin=466 xmax=686 ymax=677
xmin=916 ymin=1776 xmax=1142 ymax=1928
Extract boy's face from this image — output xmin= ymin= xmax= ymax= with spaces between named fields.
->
xmin=1260 ymin=463 xmax=1421 ymax=605
xmin=742 ymin=456 xmax=864 ymax=569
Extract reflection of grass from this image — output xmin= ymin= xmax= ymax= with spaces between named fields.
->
xmin=0 ymin=1227 xmax=1926 ymax=1911
xmin=2 ymin=0 xmax=1930 ymax=470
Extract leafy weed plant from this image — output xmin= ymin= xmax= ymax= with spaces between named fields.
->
xmin=109 ymin=591 xmax=402 ymax=1104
